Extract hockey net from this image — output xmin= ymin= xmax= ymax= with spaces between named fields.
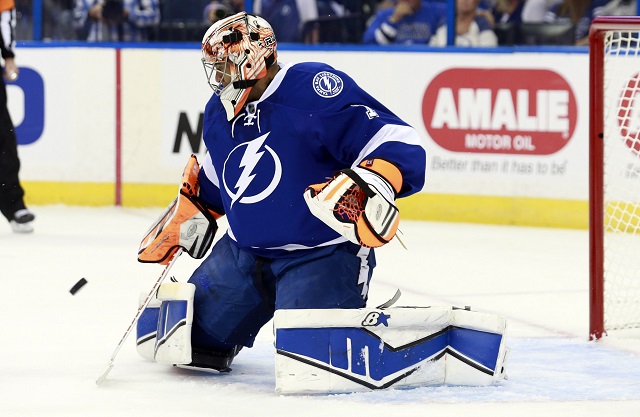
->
xmin=590 ymin=17 xmax=640 ymax=339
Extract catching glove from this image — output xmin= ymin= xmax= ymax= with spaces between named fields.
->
xmin=304 ymin=159 xmax=402 ymax=248
xmin=138 ymin=154 xmax=222 ymax=264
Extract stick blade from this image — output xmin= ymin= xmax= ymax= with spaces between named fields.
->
xmin=96 ymin=363 xmax=114 ymax=385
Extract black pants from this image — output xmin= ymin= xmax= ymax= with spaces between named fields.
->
xmin=0 ymin=76 xmax=25 ymax=221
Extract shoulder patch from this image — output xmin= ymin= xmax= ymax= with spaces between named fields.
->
xmin=312 ymin=71 xmax=344 ymax=98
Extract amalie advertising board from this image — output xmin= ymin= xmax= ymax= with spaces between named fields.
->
xmin=422 ymin=68 xmax=578 ymax=156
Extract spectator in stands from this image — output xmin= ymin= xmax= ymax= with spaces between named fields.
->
xmin=521 ymin=0 xmax=562 ymax=22
xmin=596 ymin=0 xmax=636 ymax=16
xmin=544 ymin=0 xmax=608 ymax=45
xmin=429 ymin=0 xmax=497 ymax=46
xmin=372 ymin=0 xmax=397 ymax=11
xmin=15 ymin=0 xmax=77 ymax=40
xmin=73 ymin=0 xmax=160 ymax=41
xmin=203 ymin=1 xmax=233 ymax=25
xmin=253 ymin=0 xmax=321 ymax=43
xmin=492 ymin=0 xmax=525 ymax=24
xmin=44 ymin=0 xmax=77 ymax=40
xmin=227 ymin=0 xmax=246 ymax=13
xmin=362 ymin=0 xmax=446 ymax=45
xmin=302 ymin=1 xmax=361 ymax=44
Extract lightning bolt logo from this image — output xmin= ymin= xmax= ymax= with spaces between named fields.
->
xmin=312 ymin=71 xmax=343 ymax=98
xmin=320 ymin=74 xmax=333 ymax=90
xmin=233 ymin=134 xmax=266 ymax=207
xmin=223 ymin=132 xmax=282 ymax=208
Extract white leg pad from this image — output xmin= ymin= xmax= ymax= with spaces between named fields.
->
xmin=136 ymin=293 xmax=162 ymax=361
xmin=445 ymin=308 xmax=509 ymax=385
xmin=153 ymin=282 xmax=195 ymax=365
xmin=274 ymin=306 xmax=507 ymax=394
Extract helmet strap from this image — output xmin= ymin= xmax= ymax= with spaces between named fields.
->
xmin=232 ymin=79 xmax=259 ymax=89
xmin=265 ymin=53 xmax=275 ymax=68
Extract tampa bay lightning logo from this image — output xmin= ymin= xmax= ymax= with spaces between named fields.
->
xmin=222 ymin=132 xmax=282 ymax=208
xmin=312 ymin=71 xmax=343 ymax=98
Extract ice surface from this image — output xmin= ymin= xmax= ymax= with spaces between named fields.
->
xmin=1 ymin=205 xmax=639 ymax=416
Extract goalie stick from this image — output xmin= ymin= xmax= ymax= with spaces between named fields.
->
xmin=96 ymin=248 xmax=183 ymax=385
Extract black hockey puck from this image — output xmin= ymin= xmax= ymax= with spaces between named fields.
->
xmin=70 ymin=278 xmax=88 ymax=295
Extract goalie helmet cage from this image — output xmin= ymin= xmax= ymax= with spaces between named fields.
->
xmin=589 ymin=16 xmax=640 ymax=340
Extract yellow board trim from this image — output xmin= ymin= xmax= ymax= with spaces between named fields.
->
xmin=122 ymin=183 xmax=178 ymax=207
xmin=22 ymin=181 xmax=589 ymax=229
xmin=21 ymin=181 xmax=178 ymax=207
xmin=22 ymin=181 xmax=116 ymax=206
xmin=396 ymin=193 xmax=588 ymax=229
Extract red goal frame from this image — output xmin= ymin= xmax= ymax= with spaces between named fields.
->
xmin=589 ymin=16 xmax=640 ymax=339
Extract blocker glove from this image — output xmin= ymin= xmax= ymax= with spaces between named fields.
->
xmin=304 ymin=159 xmax=402 ymax=248
xmin=138 ymin=155 xmax=221 ymax=264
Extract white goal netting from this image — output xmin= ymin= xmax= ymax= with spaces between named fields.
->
xmin=601 ymin=30 xmax=640 ymax=331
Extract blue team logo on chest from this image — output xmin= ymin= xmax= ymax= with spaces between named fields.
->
xmin=313 ymin=71 xmax=343 ymax=98
xmin=223 ymin=132 xmax=283 ymax=208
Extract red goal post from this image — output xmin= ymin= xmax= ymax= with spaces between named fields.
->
xmin=589 ymin=16 xmax=640 ymax=340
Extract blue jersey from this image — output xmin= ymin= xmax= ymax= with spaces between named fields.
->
xmin=198 ymin=62 xmax=426 ymax=258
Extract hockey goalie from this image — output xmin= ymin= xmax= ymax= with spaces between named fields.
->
xmin=133 ymin=11 xmax=509 ymax=394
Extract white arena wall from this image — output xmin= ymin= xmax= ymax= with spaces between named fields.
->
xmin=12 ymin=45 xmax=591 ymax=228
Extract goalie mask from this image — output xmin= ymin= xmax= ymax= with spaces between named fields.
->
xmin=201 ymin=12 xmax=278 ymax=121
